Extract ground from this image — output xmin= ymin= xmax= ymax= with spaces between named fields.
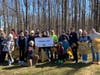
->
xmin=0 ymin=60 xmax=100 ymax=75
xmin=0 ymin=50 xmax=100 ymax=75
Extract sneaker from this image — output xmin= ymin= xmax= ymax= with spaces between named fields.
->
xmin=18 ymin=61 xmax=22 ymax=65
xmin=21 ymin=61 xmax=25 ymax=66
xmin=21 ymin=61 xmax=24 ymax=64
xmin=60 ymin=60 xmax=63 ymax=64
xmin=35 ymin=63 xmax=39 ymax=66
xmin=11 ymin=59 xmax=14 ymax=63
xmin=8 ymin=63 xmax=11 ymax=66
xmin=82 ymin=61 xmax=88 ymax=64
xmin=73 ymin=61 xmax=78 ymax=64
xmin=48 ymin=59 xmax=51 ymax=62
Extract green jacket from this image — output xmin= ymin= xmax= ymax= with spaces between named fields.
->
xmin=50 ymin=34 xmax=58 ymax=44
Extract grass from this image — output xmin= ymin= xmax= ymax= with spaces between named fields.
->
xmin=0 ymin=60 xmax=100 ymax=75
xmin=0 ymin=49 xmax=100 ymax=75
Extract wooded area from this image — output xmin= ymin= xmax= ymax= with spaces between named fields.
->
xmin=0 ymin=0 xmax=99 ymax=34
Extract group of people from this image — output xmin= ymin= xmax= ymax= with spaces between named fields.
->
xmin=0 ymin=27 xmax=100 ymax=67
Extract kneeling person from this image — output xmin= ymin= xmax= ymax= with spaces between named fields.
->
xmin=27 ymin=41 xmax=39 ymax=66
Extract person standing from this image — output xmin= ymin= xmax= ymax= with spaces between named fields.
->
xmin=78 ymin=29 xmax=83 ymax=58
xmin=17 ymin=31 xmax=27 ymax=66
xmin=50 ymin=30 xmax=58 ymax=44
xmin=11 ymin=29 xmax=18 ymax=47
xmin=6 ymin=34 xmax=14 ymax=66
xmin=69 ymin=27 xmax=78 ymax=63
xmin=79 ymin=30 xmax=91 ymax=63
xmin=59 ymin=30 xmax=69 ymax=42
xmin=24 ymin=30 xmax=29 ymax=60
xmin=50 ymin=30 xmax=58 ymax=61
xmin=89 ymin=28 xmax=100 ymax=64
xmin=0 ymin=31 xmax=7 ymax=64
xmin=0 ymin=29 xmax=4 ymax=64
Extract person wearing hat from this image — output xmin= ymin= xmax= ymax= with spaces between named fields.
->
xmin=77 ymin=29 xmax=83 ymax=59
xmin=27 ymin=40 xmax=39 ymax=66
xmin=27 ymin=40 xmax=34 ymax=66
xmin=28 ymin=30 xmax=35 ymax=43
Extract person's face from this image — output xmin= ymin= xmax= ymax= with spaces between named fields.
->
xmin=11 ymin=31 xmax=14 ymax=34
xmin=36 ymin=29 xmax=39 ymax=32
xmin=72 ymin=29 xmax=75 ymax=32
xmin=8 ymin=37 xmax=11 ymax=41
xmin=51 ymin=30 xmax=55 ymax=35
xmin=30 ymin=43 xmax=34 ymax=46
xmin=25 ymin=32 xmax=28 ymax=36
xmin=82 ymin=31 xmax=87 ymax=36
xmin=79 ymin=30 xmax=82 ymax=35
xmin=43 ymin=32 xmax=46 ymax=35
xmin=30 ymin=32 xmax=34 ymax=36
xmin=64 ymin=39 xmax=67 ymax=42
xmin=51 ymin=31 xmax=54 ymax=35
xmin=20 ymin=32 xmax=24 ymax=36
xmin=58 ymin=43 xmax=62 ymax=47
xmin=1 ymin=33 xmax=4 ymax=37
xmin=62 ymin=31 xmax=65 ymax=35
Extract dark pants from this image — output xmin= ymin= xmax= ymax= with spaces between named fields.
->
xmin=0 ymin=50 xmax=2 ymax=63
xmin=0 ymin=54 xmax=2 ymax=64
xmin=63 ymin=53 xmax=69 ymax=60
xmin=58 ymin=54 xmax=63 ymax=60
xmin=72 ymin=47 xmax=78 ymax=63
xmin=1 ymin=51 xmax=7 ymax=63
xmin=19 ymin=47 xmax=25 ymax=61
xmin=45 ymin=47 xmax=53 ymax=60
xmin=43 ymin=47 xmax=50 ymax=58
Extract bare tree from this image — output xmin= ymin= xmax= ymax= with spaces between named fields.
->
xmin=2 ymin=0 xmax=7 ymax=33
xmin=0 ymin=0 xmax=100 ymax=34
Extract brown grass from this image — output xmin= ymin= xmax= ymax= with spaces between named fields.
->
xmin=0 ymin=60 xmax=100 ymax=75
xmin=0 ymin=49 xmax=100 ymax=75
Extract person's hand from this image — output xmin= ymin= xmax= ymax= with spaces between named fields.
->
xmin=72 ymin=43 xmax=76 ymax=47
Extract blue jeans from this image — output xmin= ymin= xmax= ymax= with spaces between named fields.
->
xmin=82 ymin=54 xmax=87 ymax=61
xmin=96 ymin=52 xmax=100 ymax=61
xmin=91 ymin=47 xmax=100 ymax=62
xmin=45 ymin=47 xmax=53 ymax=60
xmin=91 ymin=47 xmax=95 ymax=62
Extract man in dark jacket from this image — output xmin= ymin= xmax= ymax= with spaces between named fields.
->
xmin=17 ymin=31 xmax=27 ymax=65
xmin=59 ymin=30 xmax=69 ymax=42
xmin=69 ymin=28 xmax=78 ymax=63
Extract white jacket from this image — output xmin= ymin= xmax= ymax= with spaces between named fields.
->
xmin=7 ymin=40 xmax=14 ymax=52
